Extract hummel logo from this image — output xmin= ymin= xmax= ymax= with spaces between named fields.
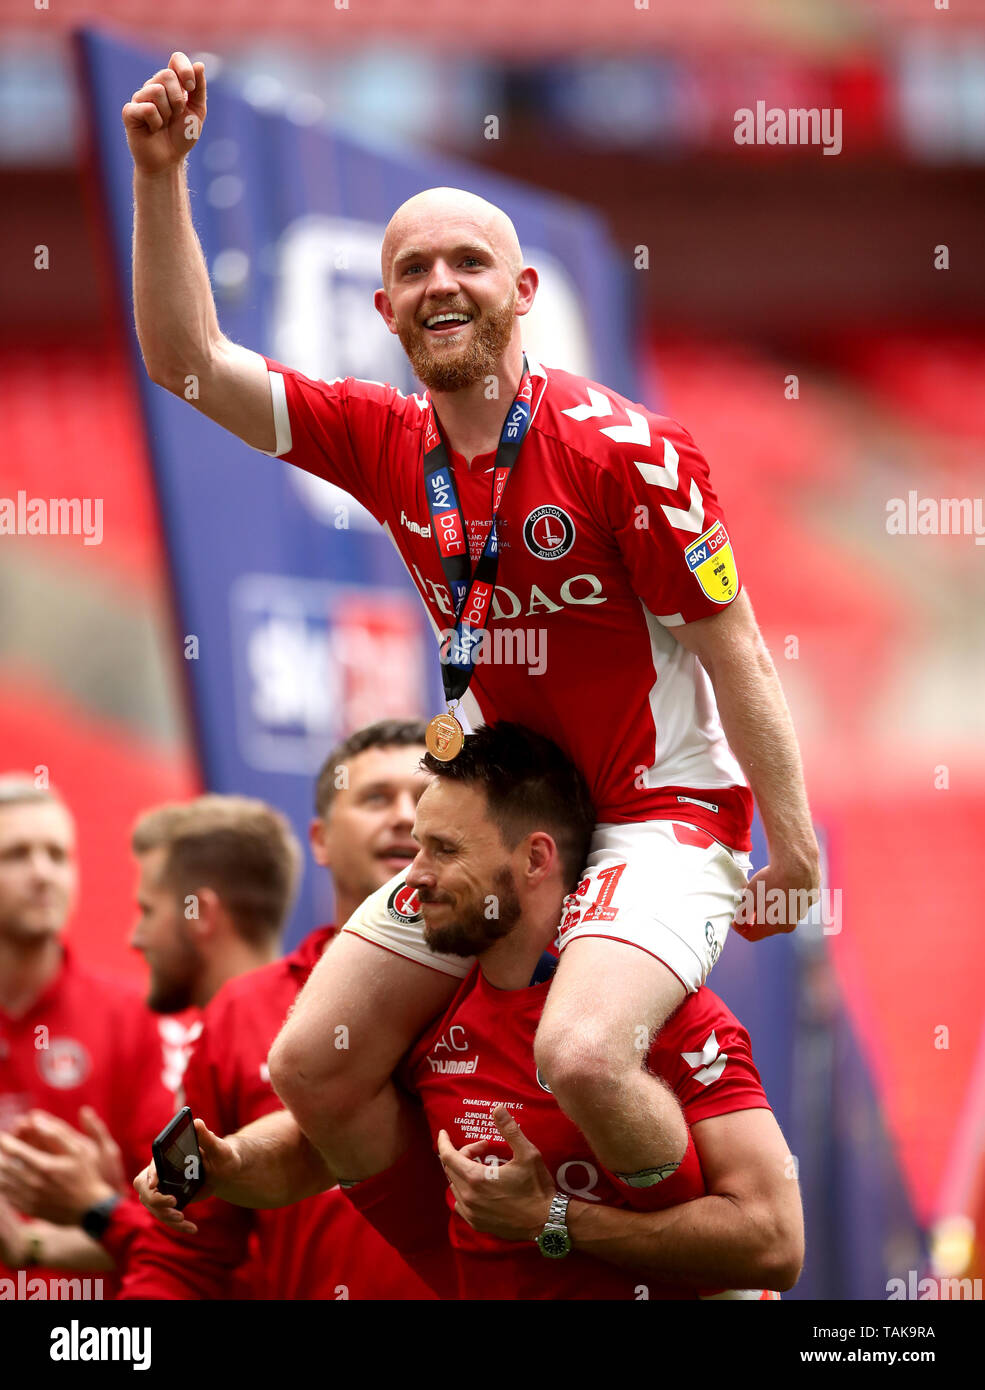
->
xmin=400 ymin=510 xmax=432 ymax=539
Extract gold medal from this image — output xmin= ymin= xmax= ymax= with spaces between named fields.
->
xmin=425 ymin=712 xmax=465 ymax=762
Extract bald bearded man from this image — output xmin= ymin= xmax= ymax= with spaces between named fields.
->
xmin=125 ymin=53 xmax=819 ymax=1219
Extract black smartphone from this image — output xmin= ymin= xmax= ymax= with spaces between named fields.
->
xmin=151 ymin=1106 xmax=206 ymax=1210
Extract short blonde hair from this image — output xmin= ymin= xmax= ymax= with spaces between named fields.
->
xmin=132 ymin=795 xmax=301 ymax=946
xmin=0 ymin=776 xmax=65 ymax=811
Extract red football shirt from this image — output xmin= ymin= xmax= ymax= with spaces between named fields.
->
xmin=119 ymin=927 xmax=435 ymax=1301
xmin=260 ymin=355 xmax=753 ymax=850
xmin=0 ymin=945 xmax=175 ymax=1297
xmin=402 ymin=966 xmax=771 ymax=1300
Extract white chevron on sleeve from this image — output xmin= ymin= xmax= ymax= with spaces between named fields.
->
xmin=562 ymin=388 xmax=613 ymax=421
xmin=567 ymin=396 xmax=705 ymax=534
xmin=600 ymin=407 xmax=650 ymax=447
xmin=682 ymin=1031 xmax=720 ymax=1069
xmin=600 ymin=417 xmax=683 ymax=505
xmin=661 ymin=477 xmax=705 ymax=534
xmin=632 ymin=436 xmax=681 ymax=491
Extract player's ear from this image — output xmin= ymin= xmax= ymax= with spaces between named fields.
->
xmin=187 ymin=885 xmax=221 ymax=938
xmin=525 ymin=830 xmax=556 ymax=886
xmin=374 ymin=287 xmax=399 ymax=334
xmin=309 ymin=816 xmax=331 ymax=868
xmin=514 ymin=266 xmax=538 ymax=317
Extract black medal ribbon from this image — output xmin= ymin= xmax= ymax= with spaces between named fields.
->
xmin=421 ymin=357 xmax=536 ymax=705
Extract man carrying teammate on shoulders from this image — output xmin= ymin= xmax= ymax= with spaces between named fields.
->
xmin=124 ymin=52 xmax=820 ymax=1211
xmin=351 ymin=724 xmax=803 ymax=1298
xmin=137 ymin=725 xmax=803 ymax=1301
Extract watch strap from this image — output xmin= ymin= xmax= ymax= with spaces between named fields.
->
xmin=536 ymin=1190 xmax=572 ymax=1258
xmin=81 ymin=1192 xmax=122 ymax=1241
xmin=546 ymin=1191 xmax=570 ymax=1229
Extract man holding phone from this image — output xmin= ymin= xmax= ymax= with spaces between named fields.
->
xmin=121 ymin=720 xmax=439 ymax=1299
xmin=136 ymin=725 xmax=803 ymax=1300
xmin=0 ymin=788 xmax=301 ymax=1291
xmin=152 ymin=1107 xmax=205 ymax=1209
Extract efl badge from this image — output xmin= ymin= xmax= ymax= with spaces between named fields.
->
xmin=426 ymin=712 xmax=465 ymax=761
xmin=387 ymin=883 xmax=424 ymax=925
xmin=685 ymin=521 xmax=738 ymax=605
xmin=523 ymin=505 xmax=576 ymax=560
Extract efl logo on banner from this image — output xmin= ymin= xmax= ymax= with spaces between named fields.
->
xmin=230 ymin=574 xmax=427 ymax=772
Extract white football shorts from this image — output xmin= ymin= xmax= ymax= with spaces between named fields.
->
xmin=556 ymin=820 xmax=752 ymax=993
xmin=341 ymin=820 xmax=752 ymax=993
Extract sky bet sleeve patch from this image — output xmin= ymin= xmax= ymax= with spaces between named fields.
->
xmin=685 ymin=521 xmax=739 ymax=605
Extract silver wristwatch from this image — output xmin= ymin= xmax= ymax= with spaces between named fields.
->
xmin=535 ymin=1191 xmax=572 ymax=1259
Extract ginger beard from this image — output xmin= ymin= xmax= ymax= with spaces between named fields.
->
xmin=396 ymin=286 xmax=518 ymax=393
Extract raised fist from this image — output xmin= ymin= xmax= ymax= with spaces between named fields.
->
xmin=122 ymin=51 xmax=207 ymax=175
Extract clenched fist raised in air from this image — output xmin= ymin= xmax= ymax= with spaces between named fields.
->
xmin=125 ymin=47 xmax=276 ymax=449
xmin=122 ymin=51 xmax=206 ymax=174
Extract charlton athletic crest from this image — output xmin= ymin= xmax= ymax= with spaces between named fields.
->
xmin=38 ymin=1037 xmax=92 ymax=1090
xmin=386 ymin=883 xmax=423 ymax=925
xmin=523 ymin=505 xmax=576 ymax=560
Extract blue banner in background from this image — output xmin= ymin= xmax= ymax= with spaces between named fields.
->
xmin=77 ymin=27 xmax=638 ymax=946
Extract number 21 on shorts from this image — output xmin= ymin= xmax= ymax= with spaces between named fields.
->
xmin=581 ymin=863 xmax=626 ymax=924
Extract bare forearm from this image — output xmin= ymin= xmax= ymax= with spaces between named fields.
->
xmin=709 ymin=639 xmax=817 ymax=865
xmin=220 ymin=1110 xmax=335 ymax=1209
xmin=567 ymin=1193 xmax=796 ymax=1290
xmin=26 ymin=1222 xmax=114 ymax=1272
xmin=132 ymin=163 xmax=221 ymax=388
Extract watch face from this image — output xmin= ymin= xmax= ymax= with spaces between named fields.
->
xmin=538 ymin=1227 xmax=571 ymax=1259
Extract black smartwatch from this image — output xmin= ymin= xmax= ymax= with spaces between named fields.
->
xmin=81 ymin=1193 xmax=122 ymax=1240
